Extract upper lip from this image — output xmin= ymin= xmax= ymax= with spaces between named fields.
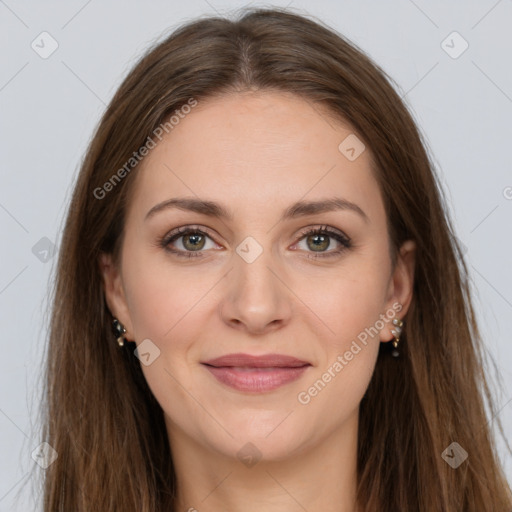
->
xmin=201 ymin=353 xmax=311 ymax=368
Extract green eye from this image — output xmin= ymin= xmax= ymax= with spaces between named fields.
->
xmin=161 ymin=227 xmax=215 ymax=258
xmin=159 ymin=224 xmax=351 ymax=260
xmin=181 ymin=232 xmax=207 ymax=251
xmin=294 ymin=226 xmax=351 ymax=259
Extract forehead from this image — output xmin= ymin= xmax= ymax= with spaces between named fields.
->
xmin=127 ymin=91 xmax=384 ymax=225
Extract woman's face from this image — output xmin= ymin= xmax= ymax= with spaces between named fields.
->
xmin=101 ymin=91 xmax=415 ymax=461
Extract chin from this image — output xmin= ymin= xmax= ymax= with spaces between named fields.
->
xmin=217 ymin=418 xmax=311 ymax=461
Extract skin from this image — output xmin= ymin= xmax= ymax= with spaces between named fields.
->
xmin=100 ymin=90 xmax=415 ymax=512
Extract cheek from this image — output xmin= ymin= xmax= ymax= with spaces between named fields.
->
xmin=122 ymin=252 xmax=211 ymax=341
xmin=121 ymin=254 xmax=213 ymax=396
xmin=299 ymin=266 xmax=389 ymax=347
xmin=295 ymin=277 xmax=385 ymax=421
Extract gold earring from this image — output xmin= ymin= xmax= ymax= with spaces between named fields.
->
xmin=391 ymin=318 xmax=403 ymax=358
xmin=112 ymin=318 xmax=127 ymax=347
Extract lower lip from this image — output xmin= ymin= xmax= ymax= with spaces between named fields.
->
xmin=202 ymin=365 xmax=310 ymax=392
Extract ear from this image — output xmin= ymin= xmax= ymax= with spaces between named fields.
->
xmin=380 ymin=239 xmax=416 ymax=342
xmin=99 ymin=252 xmax=134 ymax=341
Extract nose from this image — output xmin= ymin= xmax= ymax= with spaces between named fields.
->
xmin=219 ymin=244 xmax=293 ymax=336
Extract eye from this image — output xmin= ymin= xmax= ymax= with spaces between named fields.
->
xmin=293 ymin=225 xmax=351 ymax=259
xmin=158 ymin=224 xmax=351 ymax=260
xmin=159 ymin=226 xmax=219 ymax=258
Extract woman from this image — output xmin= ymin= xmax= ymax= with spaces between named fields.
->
xmin=40 ymin=7 xmax=512 ymax=511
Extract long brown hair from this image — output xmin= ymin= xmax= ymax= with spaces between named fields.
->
xmin=39 ymin=7 xmax=511 ymax=511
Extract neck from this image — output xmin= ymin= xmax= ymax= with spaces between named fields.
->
xmin=166 ymin=411 xmax=361 ymax=512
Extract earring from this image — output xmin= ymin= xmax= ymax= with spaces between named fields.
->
xmin=390 ymin=318 xmax=403 ymax=358
xmin=112 ymin=318 xmax=127 ymax=347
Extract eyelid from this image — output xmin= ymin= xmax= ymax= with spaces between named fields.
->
xmin=295 ymin=224 xmax=350 ymax=243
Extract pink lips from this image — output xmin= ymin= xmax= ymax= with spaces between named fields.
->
xmin=201 ymin=353 xmax=311 ymax=392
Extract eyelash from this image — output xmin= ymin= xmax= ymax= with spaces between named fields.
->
xmin=157 ymin=225 xmax=352 ymax=260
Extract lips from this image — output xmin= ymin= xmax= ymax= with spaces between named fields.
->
xmin=201 ymin=353 xmax=311 ymax=393
xmin=201 ymin=353 xmax=310 ymax=369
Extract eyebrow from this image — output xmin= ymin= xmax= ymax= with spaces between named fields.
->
xmin=145 ymin=197 xmax=369 ymax=223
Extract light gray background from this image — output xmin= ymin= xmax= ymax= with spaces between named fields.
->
xmin=1 ymin=0 xmax=511 ymax=509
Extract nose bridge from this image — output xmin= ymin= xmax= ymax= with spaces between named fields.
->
xmin=235 ymin=239 xmax=276 ymax=293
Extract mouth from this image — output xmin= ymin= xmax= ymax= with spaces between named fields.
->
xmin=201 ymin=353 xmax=311 ymax=392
